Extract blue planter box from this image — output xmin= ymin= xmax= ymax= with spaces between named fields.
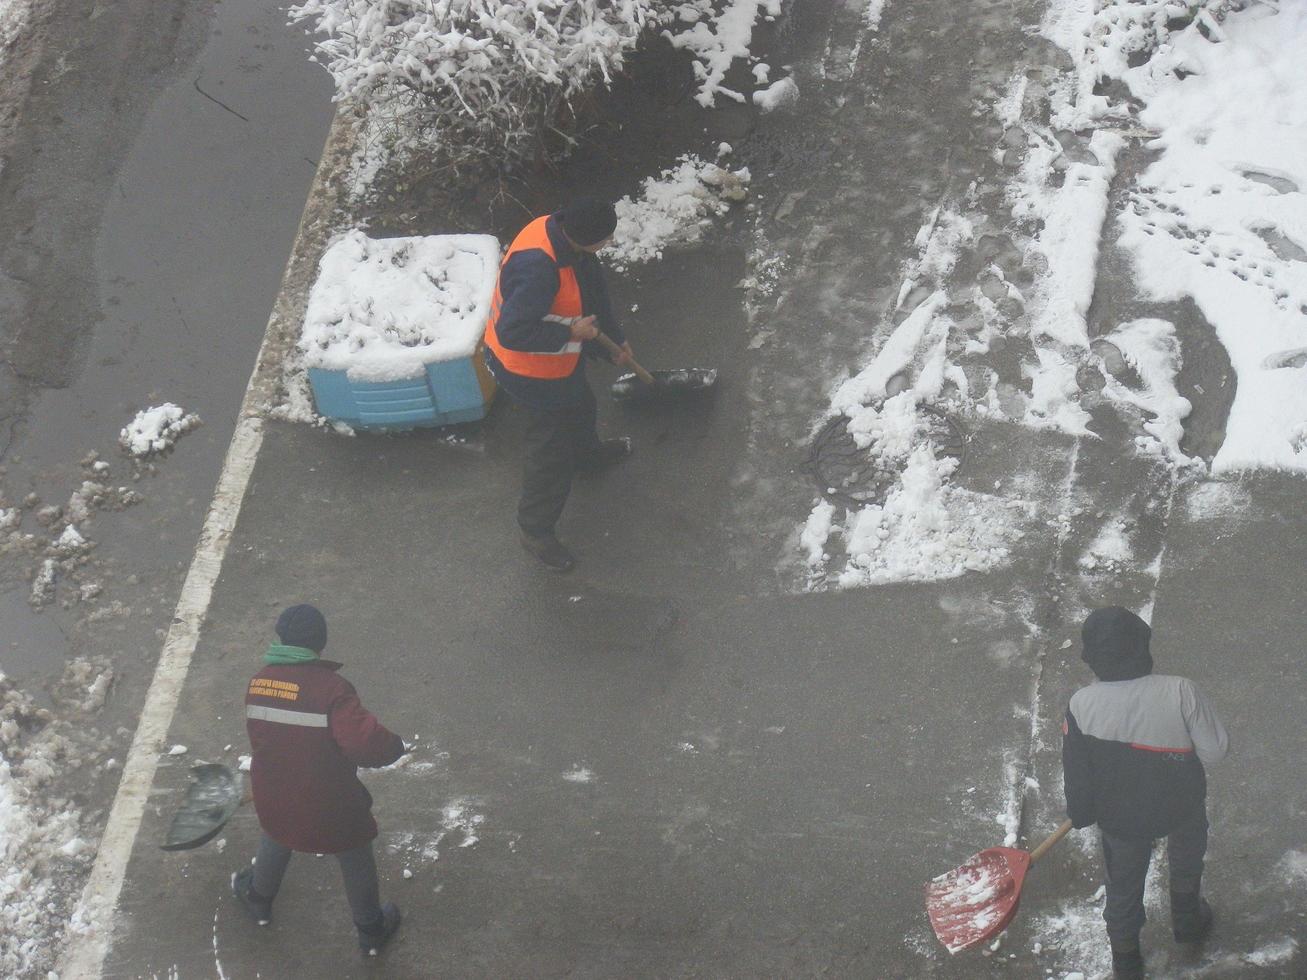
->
xmin=308 ymin=345 xmax=496 ymax=431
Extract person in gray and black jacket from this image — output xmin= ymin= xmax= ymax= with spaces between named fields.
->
xmin=1062 ymin=606 xmax=1228 ymax=980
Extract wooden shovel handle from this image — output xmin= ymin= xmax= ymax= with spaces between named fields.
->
xmin=592 ymin=330 xmax=656 ymax=385
xmin=1029 ymin=819 xmax=1073 ymax=865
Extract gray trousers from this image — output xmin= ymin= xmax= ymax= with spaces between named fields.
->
xmin=252 ymin=834 xmax=383 ymax=929
xmin=1101 ymin=809 xmax=1208 ymax=943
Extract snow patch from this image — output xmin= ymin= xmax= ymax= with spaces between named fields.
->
xmin=664 ymin=0 xmax=783 ymax=108
xmin=608 ymin=155 xmax=750 ymax=271
xmin=118 ymin=404 xmax=202 ymax=458
xmin=300 ymin=231 xmax=500 ymax=383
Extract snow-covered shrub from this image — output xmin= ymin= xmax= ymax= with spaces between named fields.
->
xmin=288 ymin=0 xmax=659 ymax=172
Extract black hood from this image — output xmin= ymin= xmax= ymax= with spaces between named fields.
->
xmin=1081 ymin=606 xmax=1153 ymax=681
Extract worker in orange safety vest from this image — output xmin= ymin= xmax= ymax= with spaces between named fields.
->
xmin=483 ymin=197 xmax=635 ymax=572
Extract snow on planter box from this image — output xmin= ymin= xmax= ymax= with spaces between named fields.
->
xmin=301 ymin=230 xmax=500 ymax=430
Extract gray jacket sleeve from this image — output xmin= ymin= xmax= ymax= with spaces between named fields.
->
xmin=1181 ymin=680 xmax=1229 ymax=766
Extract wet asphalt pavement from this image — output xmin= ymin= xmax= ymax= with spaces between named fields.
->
xmin=0 ymin=0 xmax=330 ymax=686
xmin=4 ymin=0 xmax=1304 ymax=977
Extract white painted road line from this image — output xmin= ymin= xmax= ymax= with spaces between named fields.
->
xmin=57 ymin=414 xmax=265 ymax=978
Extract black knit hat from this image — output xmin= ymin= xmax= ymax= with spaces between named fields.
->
xmin=275 ymin=604 xmax=327 ymax=653
xmin=558 ymin=197 xmax=617 ymax=246
xmin=1081 ymin=606 xmax=1153 ymax=681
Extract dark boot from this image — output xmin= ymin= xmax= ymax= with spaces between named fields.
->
xmin=358 ymin=901 xmax=402 ymax=955
xmin=1172 ymin=891 xmax=1213 ymax=943
xmin=519 ymin=529 xmax=575 ymax=572
xmin=230 ymin=867 xmax=272 ymax=926
xmin=577 ymin=437 xmax=632 ymax=473
xmin=1110 ymin=937 xmax=1144 ymax=979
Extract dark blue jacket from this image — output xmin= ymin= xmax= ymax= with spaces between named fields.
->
xmin=484 ymin=215 xmax=625 ymax=408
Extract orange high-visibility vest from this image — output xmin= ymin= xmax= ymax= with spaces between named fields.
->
xmin=483 ymin=216 xmax=584 ymax=380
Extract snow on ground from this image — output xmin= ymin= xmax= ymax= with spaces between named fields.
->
xmin=0 ymin=0 xmax=36 ymax=64
xmin=1 ymin=662 xmax=115 ymax=978
xmin=798 ymin=231 xmax=1028 ymax=589
xmin=663 ymin=0 xmax=783 ymax=107
xmin=562 ymin=765 xmax=596 ymax=783
xmin=608 ymin=154 xmax=751 ymax=271
xmin=1111 ymin=2 xmax=1307 ymax=473
xmin=300 ymin=231 xmax=500 ymax=382
xmin=796 ymin=0 xmax=1307 ymax=589
xmin=119 ymin=404 xmax=202 ymax=458
xmin=1037 ymin=0 xmax=1307 ymax=472
xmin=1031 ymin=854 xmax=1166 ymax=980
xmin=1096 ymin=318 xmax=1197 ymax=465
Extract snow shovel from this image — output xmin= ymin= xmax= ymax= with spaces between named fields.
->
xmin=925 ymin=818 xmax=1072 ymax=954
xmin=159 ymin=763 xmax=248 ymax=851
xmin=592 ymin=332 xmax=717 ymax=403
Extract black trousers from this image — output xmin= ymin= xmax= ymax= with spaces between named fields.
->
xmin=1100 ymin=808 xmax=1208 ymax=943
xmin=517 ymin=382 xmax=601 ymax=536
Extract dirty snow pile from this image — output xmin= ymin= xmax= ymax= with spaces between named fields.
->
xmin=300 ymin=231 xmax=500 ymax=382
xmin=0 ymin=663 xmax=113 ymax=978
xmin=118 ymin=404 xmax=202 ymax=458
xmin=608 ymin=154 xmax=751 ymax=271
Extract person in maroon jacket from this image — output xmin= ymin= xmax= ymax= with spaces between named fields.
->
xmin=231 ymin=604 xmax=406 ymax=955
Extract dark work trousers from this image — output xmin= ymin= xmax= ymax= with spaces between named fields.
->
xmin=252 ymin=833 xmax=384 ymax=928
xmin=516 ymin=381 xmax=602 ymax=536
xmin=1100 ymin=808 xmax=1208 ymax=943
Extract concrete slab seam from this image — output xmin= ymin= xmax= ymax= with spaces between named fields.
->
xmin=55 ymin=107 xmax=357 ymax=979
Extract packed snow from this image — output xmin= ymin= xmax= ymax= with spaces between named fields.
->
xmin=300 ymin=231 xmax=500 ymax=383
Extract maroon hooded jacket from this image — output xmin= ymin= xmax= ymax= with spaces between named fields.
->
xmin=245 ymin=659 xmax=404 ymax=853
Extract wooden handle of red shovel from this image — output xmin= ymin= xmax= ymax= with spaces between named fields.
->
xmin=1028 ymin=819 xmax=1073 ymax=865
xmin=592 ymin=331 xmax=656 ymax=385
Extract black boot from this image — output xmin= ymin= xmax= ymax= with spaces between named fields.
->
xmin=519 ymin=529 xmax=575 ymax=572
xmin=577 ymin=437 xmax=632 ymax=473
xmin=230 ymin=867 xmax=272 ymax=926
xmin=358 ymin=902 xmax=402 ymax=955
xmin=1172 ymin=891 xmax=1213 ymax=943
xmin=1110 ymin=937 xmax=1144 ymax=980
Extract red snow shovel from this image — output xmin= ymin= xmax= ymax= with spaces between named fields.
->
xmin=925 ymin=818 xmax=1072 ymax=954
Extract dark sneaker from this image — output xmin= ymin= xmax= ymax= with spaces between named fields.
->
xmin=578 ymin=437 xmax=632 ymax=473
xmin=519 ymin=529 xmax=575 ymax=572
xmin=1172 ymin=895 xmax=1213 ymax=943
xmin=358 ymin=902 xmax=402 ymax=956
xmin=1110 ymin=941 xmax=1144 ymax=980
xmin=230 ymin=867 xmax=272 ymax=926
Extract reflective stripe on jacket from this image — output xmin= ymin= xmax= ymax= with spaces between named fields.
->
xmin=245 ymin=659 xmax=404 ymax=854
xmin=484 ymin=215 xmax=584 ymax=380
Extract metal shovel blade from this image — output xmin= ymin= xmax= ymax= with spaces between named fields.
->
xmin=160 ymin=763 xmax=243 ymax=851
xmin=611 ymin=367 xmax=718 ymax=402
